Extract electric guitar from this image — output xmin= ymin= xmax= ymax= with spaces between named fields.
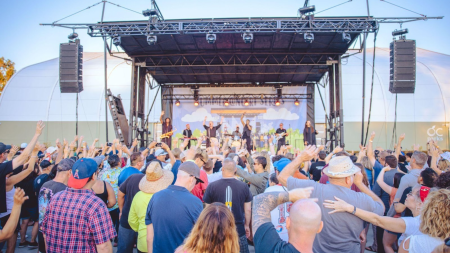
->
xmin=275 ymin=132 xmax=288 ymax=141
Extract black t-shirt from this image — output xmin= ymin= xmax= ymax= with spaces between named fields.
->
xmin=213 ymin=161 xmax=222 ymax=173
xmin=119 ymin=173 xmax=145 ymax=229
xmin=183 ymin=129 xmax=192 ymax=138
xmin=398 ymin=163 xmax=408 ymax=174
xmin=203 ymin=178 xmax=252 ymax=237
xmin=0 ymin=161 xmax=13 ymax=213
xmin=399 ymin=187 xmax=413 ymax=217
xmin=34 ymin=174 xmax=50 ymax=196
xmin=242 ymin=125 xmax=251 ymax=139
xmin=309 ymin=161 xmax=326 ymax=181
xmin=16 ymin=168 xmax=39 ymax=208
xmin=276 ymin=129 xmax=287 ymax=142
xmin=254 ymin=222 xmax=300 ymax=253
xmin=203 ymin=124 xmax=221 ymax=138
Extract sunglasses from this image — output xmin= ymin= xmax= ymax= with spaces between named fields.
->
xmin=190 ymin=175 xmax=201 ymax=185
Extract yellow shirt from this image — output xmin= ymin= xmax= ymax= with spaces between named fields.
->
xmin=128 ymin=191 xmax=154 ymax=252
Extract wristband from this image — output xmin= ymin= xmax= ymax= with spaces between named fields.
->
xmin=352 ymin=206 xmax=357 ymax=215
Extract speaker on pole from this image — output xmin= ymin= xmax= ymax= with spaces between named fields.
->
xmin=59 ymin=40 xmax=83 ymax=93
xmin=389 ymin=39 xmax=416 ymax=93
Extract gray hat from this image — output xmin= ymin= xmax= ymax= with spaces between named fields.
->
xmin=179 ymin=161 xmax=204 ymax=183
xmin=155 ymin=149 xmax=168 ymax=157
xmin=57 ymin=158 xmax=75 ymax=172
xmin=93 ymin=155 xmax=105 ymax=166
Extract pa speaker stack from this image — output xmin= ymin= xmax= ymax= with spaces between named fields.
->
xmin=389 ymin=39 xmax=416 ymax=93
xmin=59 ymin=41 xmax=83 ymax=93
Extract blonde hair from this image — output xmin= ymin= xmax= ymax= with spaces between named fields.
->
xmin=360 ymin=156 xmax=373 ymax=170
xmin=420 ymin=189 xmax=450 ymax=239
xmin=438 ymin=159 xmax=450 ymax=173
xmin=181 ymin=203 xmax=239 ymax=253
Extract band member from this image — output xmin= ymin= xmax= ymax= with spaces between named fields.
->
xmin=182 ymin=124 xmax=193 ymax=150
xmin=233 ymin=126 xmax=242 ymax=139
xmin=240 ymin=112 xmax=252 ymax=153
xmin=303 ymin=120 xmax=318 ymax=146
xmin=276 ymin=123 xmax=288 ymax=153
xmin=203 ymin=116 xmax=224 ymax=147
xmin=160 ymin=111 xmax=173 ymax=149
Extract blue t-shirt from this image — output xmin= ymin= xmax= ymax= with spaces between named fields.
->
xmin=365 ymin=168 xmax=374 ymax=189
xmin=171 ymin=160 xmax=181 ymax=185
xmin=145 ymin=185 xmax=202 ymax=253
xmin=118 ymin=166 xmax=141 ymax=186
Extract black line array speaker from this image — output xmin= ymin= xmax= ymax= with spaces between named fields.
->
xmin=59 ymin=41 xmax=83 ymax=93
xmin=389 ymin=39 xmax=416 ymax=93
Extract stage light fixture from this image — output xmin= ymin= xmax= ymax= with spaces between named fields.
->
xmin=224 ymin=99 xmax=229 ymax=106
xmin=244 ymin=99 xmax=249 ymax=106
xmin=242 ymin=30 xmax=253 ymax=44
xmin=206 ymin=33 xmax=216 ymax=44
xmin=294 ymin=99 xmax=300 ymax=106
xmin=68 ymin=32 xmax=79 ymax=41
xmin=304 ymin=32 xmax=314 ymax=43
xmin=175 ymin=100 xmax=180 ymax=106
xmin=342 ymin=32 xmax=351 ymax=44
xmin=299 ymin=5 xmax=315 ymax=15
xmin=275 ymin=99 xmax=281 ymax=106
xmin=142 ymin=9 xmax=158 ymax=17
xmin=194 ymin=100 xmax=199 ymax=106
xmin=392 ymin=29 xmax=408 ymax=37
xmin=112 ymin=36 xmax=121 ymax=46
xmin=147 ymin=34 xmax=157 ymax=45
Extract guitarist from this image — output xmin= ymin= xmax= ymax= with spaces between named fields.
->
xmin=275 ymin=123 xmax=288 ymax=153
xmin=203 ymin=116 xmax=224 ymax=148
xmin=160 ymin=111 xmax=173 ymax=149
xmin=182 ymin=124 xmax=193 ymax=150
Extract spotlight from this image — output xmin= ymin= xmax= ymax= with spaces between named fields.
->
xmin=142 ymin=9 xmax=158 ymax=17
xmin=392 ymin=29 xmax=408 ymax=37
xmin=299 ymin=5 xmax=315 ymax=15
xmin=112 ymin=36 xmax=121 ymax=46
xmin=244 ymin=99 xmax=249 ymax=106
xmin=147 ymin=34 xmax=157 ymax=45
xmin=294 ymin=99 xmax=300 ymax=106
xmin=194 ymin=100 xmax=199 ymax=106
xmin=206 ymin=33 xmax=216 ymax=44
xmin=242 ymin=30 xmax=253 ymax=44
xmin=224 ymin=99 xmax=229 ymax=106
xmin=304 ymin=32 xmax=314 ymax=43
xmin=275 ymin=99 xmax=281 ymax=106
xmin=175 ymin=100 xmax=180 ymax=106
xmin=342 ymin=32 xmax=351 ymax=44
xmin=68 ymin=32 xmax=79 ymax=41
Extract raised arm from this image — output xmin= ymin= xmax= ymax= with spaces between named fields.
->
xmin=367 ymin=131 xmax=376 ymax=166
xmin=324 ymin=196 xmax=404 ymax=233
xmin=161 ymin=143 xmax=176 ymax=167
xmin=219 ymin=116 xmax=224 ymax=125
xmin=7 ymin=146 xmax=19 ymax=162
xmin=325 ymin=146 xmax=343 ymax=164
xmin=55 ymin=139 xmax=64 ymax=164
xmin=278 ymin=146 xmax=319 ymax=186
xmin=376 ymin=167 xmax=394 ymax=195
xmin=160 ymin=111 xmax=164 ymax=124
xmin=8 ymin=144 xmax=39 ymax=187
xmin=395 ymin=134 xmax=405 ymax=160
xmin=240 ymin=113 xmax=245 ymax=126
xmin=12 ymin=121 xmax=45 ymax=169
xmin=252 ymin=187 xmax=313 ymax=237
xmin=429 ymin=145 xmax=442 ymax=175
xmin=356 ymin=145 xmax=366 ymax=163
xmin=202 ymin=116 xmax=207 ymax=126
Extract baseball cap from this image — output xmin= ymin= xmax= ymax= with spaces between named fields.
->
xmin=180 ymin=150 xmax=188 ymax=160
xmin=155 ymin=149 xmax=168 ymax=157
xmin=274 ymin=158 xmax=291 ymax=172
xmin=46 ymin=146 xmax=57 ymax=154
xmin=179 ymin=161 xmax=204 ymax=183
xmin=0 ymin=143 xmax=12 ymax=154
xmin=93 ymin=155 xmax=105 ymax=166
xmin=68 ymin=158 xmax=98 ymax=189
xmin=20 ymin=143 xmax=28 ymax=149
xmin=57 ymin=158 xmax=75 ymax=172
xmin=40 ymin=160 xmax=53 ymax=169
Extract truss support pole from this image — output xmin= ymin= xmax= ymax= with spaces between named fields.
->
xmin=101 ymin=0 xmax=109 ymax=142
xmin=337 ymin=56 xmax=344 ymax=148
xmin=128 ymin=58 xmax=138 ymax=146
xmin=361 ymin=32 xmax=367 ymax=145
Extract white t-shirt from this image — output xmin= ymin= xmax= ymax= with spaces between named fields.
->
xmin=399 ymin=215 xmax=423 ymax=245
xmin=0 ymin=187 xmax=15 ymax=218
xmin=405 ymin=234 xmax=442 ymax=253
xmin=264 ymin=185 xmax=291 ymax=242
xmin=206 ymin=171 xmax=223 ymax=183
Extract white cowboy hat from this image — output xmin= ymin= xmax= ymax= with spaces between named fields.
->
xmin=139 ymin=161 xmax=174 ymax=194
xmin=323 ymin=156 xmax=360 ymax=178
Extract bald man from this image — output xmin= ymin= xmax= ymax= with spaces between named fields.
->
xmin=252 ymin=187 xmax=322 ymax=253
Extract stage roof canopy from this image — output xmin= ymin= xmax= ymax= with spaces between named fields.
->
xmin=89 ymin=17 xmax=377 ymax=86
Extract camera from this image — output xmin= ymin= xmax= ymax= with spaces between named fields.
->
xmin=156 ymin=143 xmax=162 ymax=147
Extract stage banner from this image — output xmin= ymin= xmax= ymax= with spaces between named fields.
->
xmin=171 ymin=87 xmax=308 ymax=150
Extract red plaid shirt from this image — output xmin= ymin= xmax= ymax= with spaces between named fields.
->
xmin=41 ymin=188 xmax=116 ymax=253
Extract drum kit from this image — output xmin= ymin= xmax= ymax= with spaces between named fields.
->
xmin=223 ymin=134 xmax=242 ymax=148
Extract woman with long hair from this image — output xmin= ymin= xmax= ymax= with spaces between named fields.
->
xmin=303 ymin=120 xmax=317 ymax=146
xmin=361 ymin=156 xmax=375 ymax=189
xmin=160 ymin=110 xmax=173 ymax=149
xmin=175 ymin=202 xmax=240 ymax=253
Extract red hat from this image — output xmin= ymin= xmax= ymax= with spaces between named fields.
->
xmin=420 ymin=186 xmax=431 ymax=202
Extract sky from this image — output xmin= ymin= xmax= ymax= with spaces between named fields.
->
xmin=0 ymin=0 xmax=448 ymax=71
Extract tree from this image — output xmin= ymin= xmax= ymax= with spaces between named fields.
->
xmin=0 ymin=57 xmax=16 ymax=96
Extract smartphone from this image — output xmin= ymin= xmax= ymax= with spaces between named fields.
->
xmin=107 ymin=143 xmax=112 ymax=147
xmin=156 ymin=143 xmax=162 ymax=147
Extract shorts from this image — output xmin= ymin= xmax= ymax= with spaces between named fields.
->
xmin=20 ymin=206 xmax=39 ymax=222
xmin=386 ymin=229 xmax=402 ymax=238
xmin=0 ymin=214 xmax=21 ymax=233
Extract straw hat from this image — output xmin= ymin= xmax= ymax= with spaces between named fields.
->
xmin=139 ymin=161 xmax=174 ymax=194
xmin=323 ymin=156 xmax=360 ymax=178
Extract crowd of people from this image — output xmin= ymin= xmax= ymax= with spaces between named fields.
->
xmin=1 ymin=121 xmax=450 ymax=253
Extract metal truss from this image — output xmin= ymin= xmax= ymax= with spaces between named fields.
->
xmin=139 ymin=53 xmax=339 ymax=68
xmin=41 ymin=18 xmax=378 ymax=37
xmin=376 ymin=16 xmax=443 ymax=23
xmin=162 ymin=93 xmax=312 ymax=101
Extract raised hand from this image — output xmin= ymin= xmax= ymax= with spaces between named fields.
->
xmin=399 ymin=133 xmax=405 ymax=141
xmin=56 ymin=139 xmax=62 ymax=149
xmin=288 ymin=187 xmax=314 ymax=203
xmin=13 ymin=188 xmax=29 ymax=206
xmin=161 ymin=111 xmax=165 ymax=116
xmin=353 ymin=171 xmax=364 ymax=186
xmin=370 ymin=131 xmax=375 ymax=141
xmin=413 ymin=144 xmax=420 ymax=151
xmin=32 ymin=144 xmax=40 ymax=155
xmin=63 ymin=138 xmax=68 ymax=147
xmin=161 ymin=142 xmax=169 ymax=150
xmin=298 ymin=145 xmax=319 ymax=162
xmin=429 ymin=145 xmax=439 ymax=157
xmin=333 ymin=146 xmax=343 ymax=154
xmin=132 ymin=138 xmax=138 ymax=147
xmin=35 ymin=121 xmax=45 ymax=135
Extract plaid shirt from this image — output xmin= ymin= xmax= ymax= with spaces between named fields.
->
xmin=41 ymin=188 xmax=116 ymax=253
